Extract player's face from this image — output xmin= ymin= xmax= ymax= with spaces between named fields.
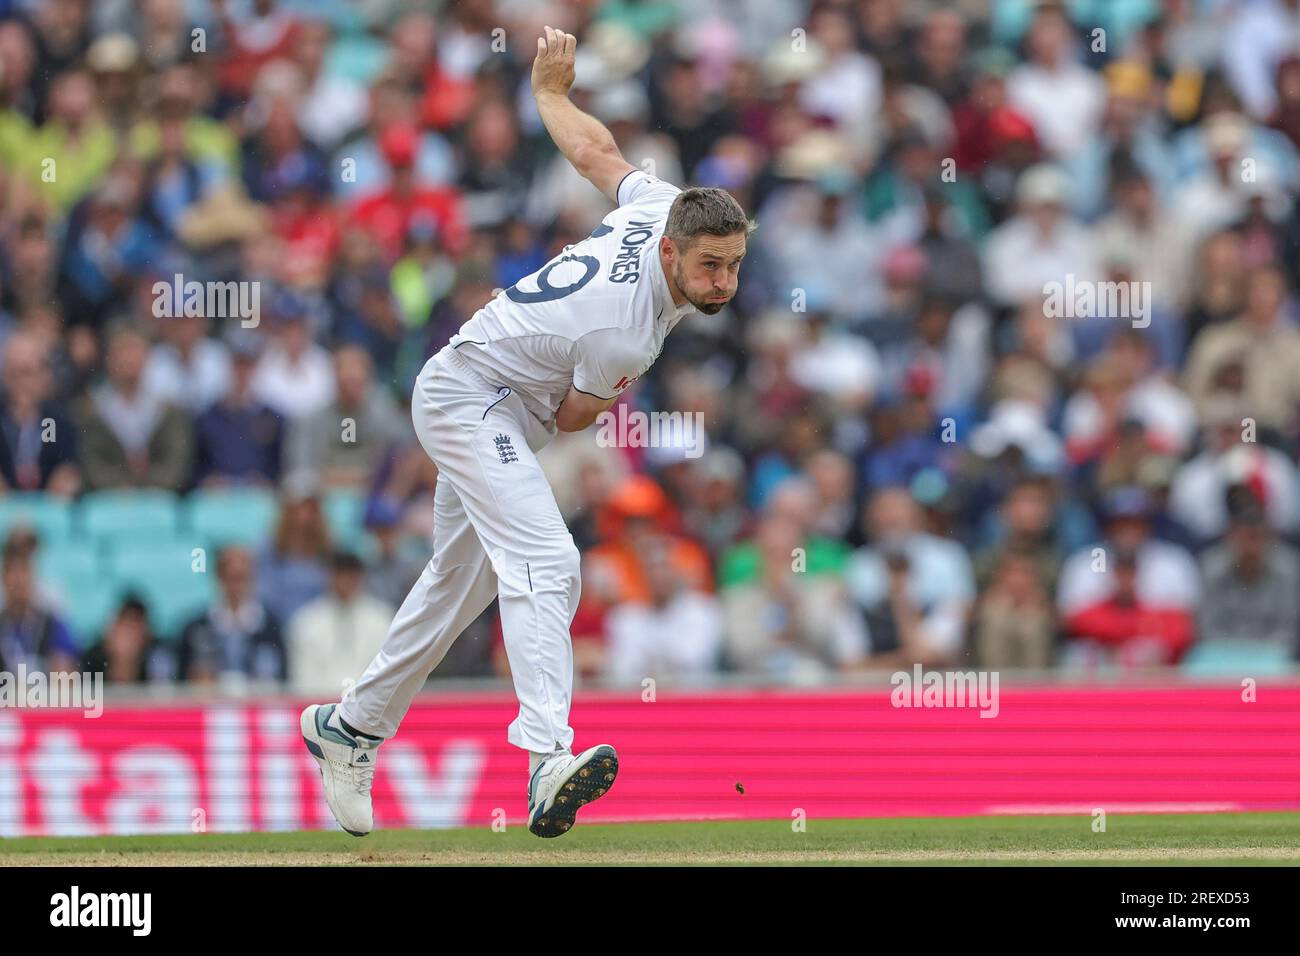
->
xmin=670 ymin=233 xmax=747 ymax=315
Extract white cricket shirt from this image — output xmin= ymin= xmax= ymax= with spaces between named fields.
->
xmin=447 ymin=170 xmax=696 ymax=418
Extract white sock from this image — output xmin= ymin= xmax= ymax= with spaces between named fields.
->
xmin=529 ymin=751 xmax=551 ymax=774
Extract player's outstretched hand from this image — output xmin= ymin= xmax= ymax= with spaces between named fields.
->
xmin=531 ymin=26 xmax=577 ymax=98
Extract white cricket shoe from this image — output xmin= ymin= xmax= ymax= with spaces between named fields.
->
xmin=527 ymin=744 xmax=619 ymax=838
xmin=301 ymin=703 xmax=381 ymax=837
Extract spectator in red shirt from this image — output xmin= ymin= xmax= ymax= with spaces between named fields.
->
xmin=212 ymin=0 xmax=300 ymax=102
xmin=351 ymin=123 xmax=465 ymax=262
xmin=1064 ymin=546 xmax=1195 ymax=667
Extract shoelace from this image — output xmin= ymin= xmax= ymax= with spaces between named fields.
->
xmin=352 ymin=761 xmax=376 ymax=795
xmin=330 ymin=755 xmax=376 ymax=794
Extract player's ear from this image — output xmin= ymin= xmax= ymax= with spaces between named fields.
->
xmin=659 ymin=235 xmax=676 ymax=263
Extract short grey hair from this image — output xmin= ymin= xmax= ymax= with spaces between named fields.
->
xmin=664 ymin=187 xmax=756 ymax=249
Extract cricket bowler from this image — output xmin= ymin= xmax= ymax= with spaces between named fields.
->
xmin=301 ymin=26 xmax=752 ymax=838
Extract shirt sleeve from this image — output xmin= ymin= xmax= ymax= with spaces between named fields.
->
xmin=572 ymin=328 xmax=646 ymax=400
xmin=616 ymin=168 xmax=681 ymax=208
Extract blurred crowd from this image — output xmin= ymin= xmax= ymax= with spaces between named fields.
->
xmin=3 ymin=0 xmax=1300 ymax=693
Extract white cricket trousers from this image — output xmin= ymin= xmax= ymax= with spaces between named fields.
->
xmin=338 ymin=345 xmax=579 ymax=753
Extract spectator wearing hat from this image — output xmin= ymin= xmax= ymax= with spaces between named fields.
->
xmin=983 ymin=163 xmax=1101 ymax=308
xmin=192 ymin=328 xmax=285 ymax=488
xmin=289 ymin=551 xmax=394 ymax=696
xmin=1168 ymin=399 xmax=1300 ymax=545
xmin=1197 ymin=486 xmax=1300 ymax=654
xmin=952 ymin=47 xmax=1037 ymax=174
xmin=76 ymin=324 xmax=193 ymax=492
xmin=1171 ymin=112 xmax=1260 ymax=246
xmin=1062 ymin=60 xmax=1176 ymax=222
xmin=178 ymin=544 xmax=286 ymax=685
xmin=584 ymin=475 xmax=713 ymax=609
xmin=85 ymin=31 xmax=142 ymax=134
xmin=351 ymin=121 xmax=466 ymax=262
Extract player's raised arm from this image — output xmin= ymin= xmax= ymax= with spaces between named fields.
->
xmin=531 ymin=26 xmax=638 ymax=204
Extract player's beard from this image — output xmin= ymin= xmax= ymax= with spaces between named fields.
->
xmin=674 ymin=259 xmax=728 ymax=315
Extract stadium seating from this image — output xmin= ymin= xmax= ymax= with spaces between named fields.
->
xmin=78 ymin=490 xmax=181 ymax=546
xmin=107 ymin=536 xmax=217 ymax=639
xmin=185 ymin=489 xmax=278 ymax=549
xmin=323 ymin=489 xmax=365 ymax=549
xmin=0 ymin=493 xmax=73 ymax=543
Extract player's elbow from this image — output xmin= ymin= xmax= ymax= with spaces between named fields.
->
xmin=555 ymin=407 xmax=594 ymax=432
xmin=572 ymin=139 xmax=621 ymax=180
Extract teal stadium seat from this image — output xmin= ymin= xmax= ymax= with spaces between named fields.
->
xmin=35 ymin=542 xmax=116 ymax=647
xmin=79 ymin=490 xmax=180 ymax=546
xmin=1182 ymin=641 xmax=1296 ymax=677
xmin=61 ymin=581 xmax=126 ymax=648
xmin=107 ymin=538 xmax=216 ymax=640
xmin=324 ymin=489 xmax=365 ymax=550
xmin=0 ymin=493 xmax=73 ymax=543
xmin=185 ymin=489 xmax=278 ymax=549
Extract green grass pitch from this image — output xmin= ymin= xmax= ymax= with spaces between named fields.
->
xmin=3 ymin=812 xmax=1299 ymax=865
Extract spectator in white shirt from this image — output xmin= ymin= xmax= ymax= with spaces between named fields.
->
xmin=289 ymin=551 xmax=395 ymax=697
xmin=1006 ymin=5 xmax=1105 ymax=158
xmin=604 ymin=539 xmax=724 ymax=685
xmin=143 ymin=311 xmax=231 ymax=413
xmin=252 ymin=291 xmax=335 ymax=421
xmin=984 ymin=163 xmax=1101 ymax=308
